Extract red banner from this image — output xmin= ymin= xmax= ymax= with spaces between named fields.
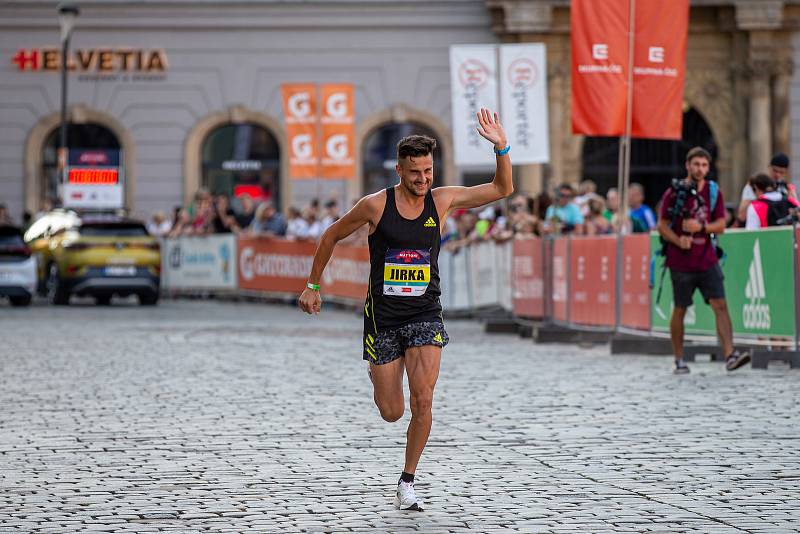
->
xmin=320 ymin=84 xmax=356 ymax=180
xmin=552 ymin=238 xmax=569 ymax=322
xmin=282 ymin=84 xmax=319 ymax=179
xmin=620 ymin=234 xmax=650 ymax=330
xmin=237 ymin=237 xmax=369 ymax=301
xmin=571 ymin=0 xmax=629 ymax=136
xmin=512 ymin=238 xmax=545 ymax=318
xmin=631 ymin=0 xmax=689 ymax=140
xmin=569 ymin=236 xmax=617 ymax=327
xmin=571 ymin=0 xmax=689 ymax=140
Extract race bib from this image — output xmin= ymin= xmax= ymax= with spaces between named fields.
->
xmin=383 ymin=249 xmax=430 ymax=297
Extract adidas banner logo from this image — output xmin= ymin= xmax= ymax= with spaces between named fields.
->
xmin=424 ymin=217 xmax=437 ymax=228
xmin=743 ymin=239 xmax=771 ymax=330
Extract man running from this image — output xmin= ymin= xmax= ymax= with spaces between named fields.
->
xmin=298 ymin=108 xmax=511 ymax=510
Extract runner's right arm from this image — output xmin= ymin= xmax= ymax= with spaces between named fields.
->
xmin=299 ymin=195 xmax=379 ymax=314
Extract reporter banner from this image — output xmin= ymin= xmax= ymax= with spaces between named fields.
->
xmin=162 ymin=235 xmax=237 ymax=290
xmin=650 ymin=228 xmax=796 ymax=338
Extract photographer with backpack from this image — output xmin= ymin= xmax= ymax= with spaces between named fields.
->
xmin=657 ymin=147 xmax=751 ymax=374
xmin=745 ymin=173 xmax=800 ymax=229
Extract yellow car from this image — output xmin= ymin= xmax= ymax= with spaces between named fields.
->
xmin=25 ymin=209 xmax=161 ymax=305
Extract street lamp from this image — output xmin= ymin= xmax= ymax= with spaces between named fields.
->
xmin=57 ymin=2 xmax=79 ymax=200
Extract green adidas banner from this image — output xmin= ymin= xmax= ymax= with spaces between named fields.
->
xmin=650 ymin=228 xmax=796 ymax=338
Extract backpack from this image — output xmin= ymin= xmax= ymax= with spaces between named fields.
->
xmin=757 ymin=197 xmax=794 ymax=226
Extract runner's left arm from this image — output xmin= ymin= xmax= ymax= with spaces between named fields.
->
xmin=436 ymin=108 xmax=513 ymax=212
xmin=299 ymin=196 xmax=377 ymax=314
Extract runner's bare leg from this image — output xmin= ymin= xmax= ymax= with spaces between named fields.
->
xmin=370 ymin=358 xmax=405 ymax=422
xmin=402 ymin=345 xmax=441 ymax=474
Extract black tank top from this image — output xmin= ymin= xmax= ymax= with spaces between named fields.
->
xmin=364 ymin=187 xmax=442 ymax=332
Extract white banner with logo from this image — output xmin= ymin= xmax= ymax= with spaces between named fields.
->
xmin=162 ymin=235 xmax=237 ymax=290
xmin=449 ymin=45 xmax=499 ymax=167
xmin=499 ymin=44 xmax=550 ymax=164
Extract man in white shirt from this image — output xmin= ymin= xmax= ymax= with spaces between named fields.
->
xmin=738 ymin=153 xmax=794 ymax=223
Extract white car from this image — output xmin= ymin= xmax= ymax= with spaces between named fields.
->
xmin=0 ymin=225 xmax=37 ymax=306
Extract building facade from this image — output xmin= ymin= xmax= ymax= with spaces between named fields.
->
xmin=488 ymin=0 xmax=800 ymax=203
xmin=3 ymin=0 xmax=800 ymax=221
xmin=0 ymin=0 xmax=497 ymax=221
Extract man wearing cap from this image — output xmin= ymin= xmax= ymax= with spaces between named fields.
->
xmin=738 ymin=153 xmax=796 ymax=223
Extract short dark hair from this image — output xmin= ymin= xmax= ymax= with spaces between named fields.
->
xmin=750 ymin=173 xmax=774 ymax=193
xmin=397 ymin=135 xmax=437 ymax=160
xmin=686 ymin=147 xmax=712 ymax=163
xmin=770 ymin=152 xmax=790 ymax=169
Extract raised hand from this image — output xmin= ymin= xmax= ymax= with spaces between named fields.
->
xmin=475 ymin=108 xmax=507 ymax=150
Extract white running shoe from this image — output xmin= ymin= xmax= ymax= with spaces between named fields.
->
xmin=394 ymin=480 xmax=423 ymax=511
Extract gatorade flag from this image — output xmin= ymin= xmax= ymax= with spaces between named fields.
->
xmin=571 ymin=0 xmax=629 ymax=137
xmin=319 ymin=84 xmax=355 ymax=180
xmin=571 ymin=0 xmax=689 ymax=140
xmin=281 ymin=84 xmax=319 ymax=179
xmin=631 ymin=0 xmax=689 ymax=140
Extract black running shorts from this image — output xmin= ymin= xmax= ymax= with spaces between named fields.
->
xmin=363 ymin=321 xmax=449 ymax=365
xmin=670 ymin=264 xmax=725 ymax=308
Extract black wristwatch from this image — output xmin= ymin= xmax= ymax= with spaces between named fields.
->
xmin=701 ymin=221 xmax=707 ymax=234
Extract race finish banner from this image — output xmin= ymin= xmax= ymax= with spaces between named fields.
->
xmin=281 ymin=84 xmax=319 ymax=179
xmin=650 ymin=228 xmax=797 ymax=339
xmin=319 ymin=83 xmax=355 ymax=180
xmin=449 ymin=45 xmax=498 ymax=167
xmin=499 ymin=44 xmax=550 ymax=164
xmin=571 ymin=0 xmax=689 ymax=140
xmin=62 ymin=148 xmax=124 ymax=209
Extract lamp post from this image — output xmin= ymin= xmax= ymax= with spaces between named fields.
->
xmin=57 ymin=2 xmax=79 ymax=199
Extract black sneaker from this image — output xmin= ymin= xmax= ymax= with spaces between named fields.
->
xmin=725 ymin=349 xmax=751 ymax=371
xmin=673 ymin=359 xmax=690 ymax=374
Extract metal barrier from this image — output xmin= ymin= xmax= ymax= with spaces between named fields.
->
xmin=160 ymin=230 xmax=800 ymax=368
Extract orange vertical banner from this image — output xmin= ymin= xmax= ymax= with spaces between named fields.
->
xmin=631 ymin=0 xmax=689 ymax=140
xmin=319 ymin=83 xmax=355 ymax=180
xmin=281 ymin=84 xmax=319 ymax=179
xmin=571 ymin=0 xmax=629 ymax=136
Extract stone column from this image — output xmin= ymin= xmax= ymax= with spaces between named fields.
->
xmin=772 ymin=59 xmax=794 ymax=156
xmin=748 ymin=59 xmax=773 ymax=174
xmin=736 ymin=2 xmax=786 ymax=173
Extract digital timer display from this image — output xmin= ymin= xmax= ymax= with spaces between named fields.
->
xmin=68 ymin=168 xmax=119 ymax=185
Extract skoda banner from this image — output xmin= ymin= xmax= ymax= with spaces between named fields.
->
xmin=162 ymin=235 xmax=237 ymax=290
xmin=650 ymin=228 xmax=796 ymax=339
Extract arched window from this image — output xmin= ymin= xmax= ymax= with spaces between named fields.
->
xmin=581 ymin=108 xmax=718 ymax=206
xmin=201 ymin=123 xmax=281 ymax=207
xmin=42 ymin=123 xmax=120 ymax=207
xmin=362 ymin=122 xmax=444 ymax=194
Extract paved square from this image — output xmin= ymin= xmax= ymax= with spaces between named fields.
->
xmin=1 ymin=300 xmax=798 ymax=532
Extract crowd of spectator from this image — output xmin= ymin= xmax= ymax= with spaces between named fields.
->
xmin=442 ymin=179 xmax=666 ymax=252
xmin=151 ymin=188 xmax=342 ymax=242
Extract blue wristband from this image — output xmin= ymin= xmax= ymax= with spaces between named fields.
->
xmin=494 ymin=145 xmax=510 ymax=156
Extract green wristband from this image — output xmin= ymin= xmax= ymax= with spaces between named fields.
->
xmin=307 ymin=282 xmax=320 ymax=291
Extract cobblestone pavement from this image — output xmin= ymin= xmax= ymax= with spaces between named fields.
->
xmin=1 ymin=299 xmax=799 ymax=533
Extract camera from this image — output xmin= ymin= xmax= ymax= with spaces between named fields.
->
xmin=668 ymin=178 xmax=698 ymax=220
xmin=776 ymin=179 xmax=790 ymax=199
